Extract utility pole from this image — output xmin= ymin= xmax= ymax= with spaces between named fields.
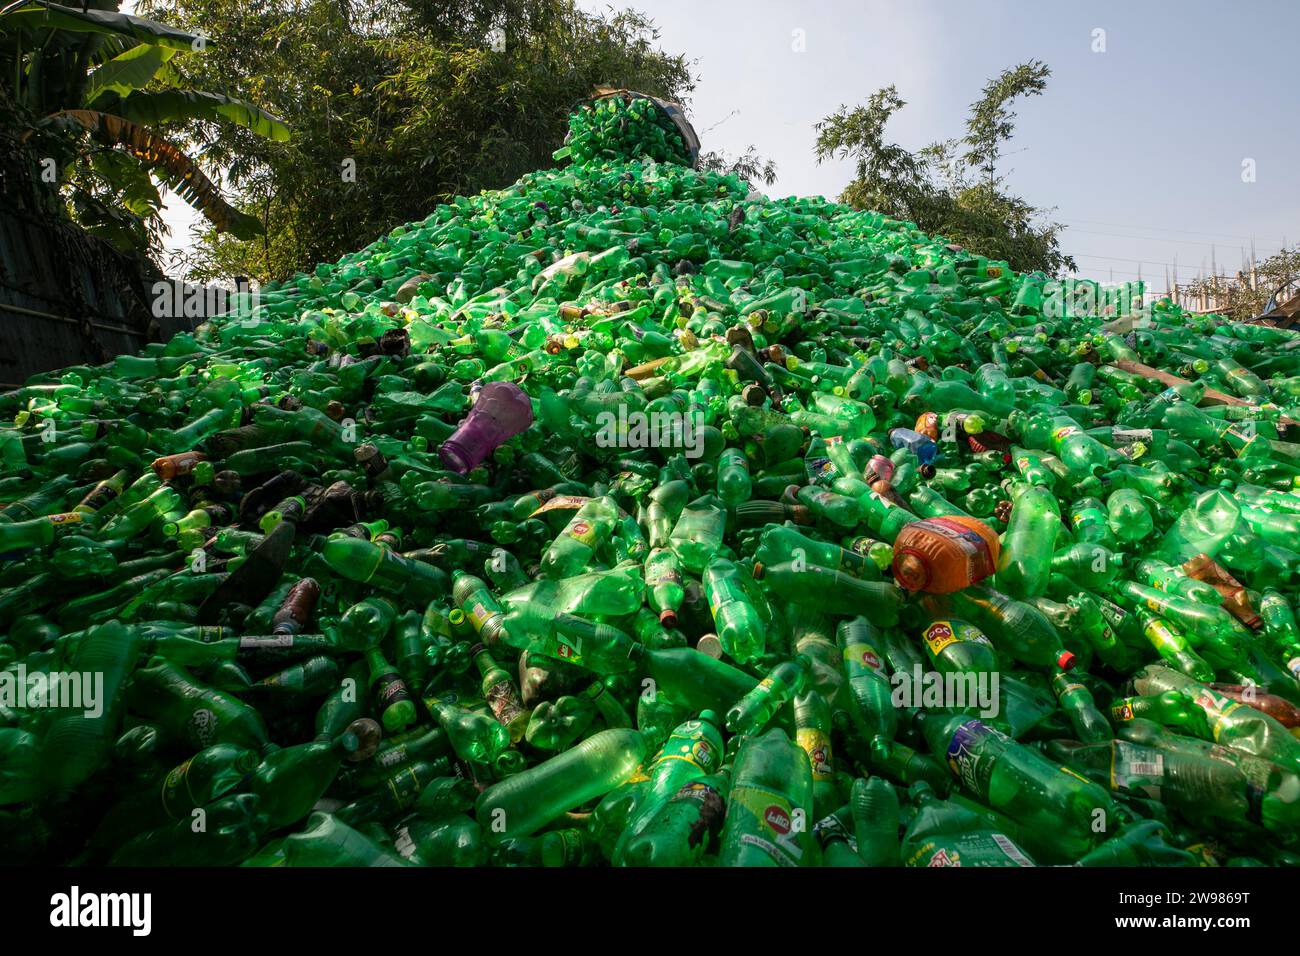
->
xmin=1211 ymin=245 xmax=1218 ymax=311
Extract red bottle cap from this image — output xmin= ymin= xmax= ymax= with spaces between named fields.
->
xmin=1057 ymin=650 xmax=1077 ymax=671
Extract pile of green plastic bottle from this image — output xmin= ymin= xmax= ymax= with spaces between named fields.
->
xmin=5 ymin=95 xmax=1300 ymax=867
xmin=555 ymin=93 xmax=693 ymax=168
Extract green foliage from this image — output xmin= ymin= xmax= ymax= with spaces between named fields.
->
xmin=813 ymin=87 xmax=924 ymax=220
xmin=3 ymin=0 xmax=202 ymax=50
xmin=0 ymin=0 xmax=288 ymax=256
xmin=149 ymin=0 xmax=694 ymax=283
xmin=1183 ymin=247 xmax=1300 ymax=322
xmin=814 ymin=62 xmax=1074 ymax=276
xmin=963 ymin=60 xmax=1049 ymax=184
xmin=699 ymin=145 xmax=778 ymax=187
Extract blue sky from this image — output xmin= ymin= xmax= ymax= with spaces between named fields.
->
xmin=575 ymin=0 xmax=1299 ymax=288
xmin=159 ymin=0 xmax=1300 ymax=288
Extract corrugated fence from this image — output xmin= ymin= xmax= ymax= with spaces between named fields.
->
xmin=0 ymin=207 xmax=162 ymax=388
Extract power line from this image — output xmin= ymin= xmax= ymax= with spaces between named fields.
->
xmin=1072 ymin=252 xmax=1261 ymax=275
xmin=1073 ymin=267 xmax=1151 ymax=280
xmin=1060 ymin=217 xmax=1289 ymax=246
xmin=1063 ymin=226 xmax=1287 ymax=253
xmin=1074 ymin=252 xmax=1174 ymax=268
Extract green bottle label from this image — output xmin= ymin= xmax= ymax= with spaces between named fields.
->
xmin=377 ymin=742 xmax=411 ymax=769
xmin=161 ymin=759 xmax=194 ymax=819
xmin=239 ymin=634 xmax=293 ymax=650
xmin=654 ymin=720 xmax=721 ymax=773
xmin=187 ymin=708 xmax=219 ymax=748
xmin=1191 ymin=690 xmax=1241 ymax=742
xmin=813 ymin=812 xmax=856 ymax=852
xmin=727 ymin=783 xmax=806 ymax=866
xmin=374 ymin=670 xmax=412 ymax=710
xmin=907 ymin=832 xmax=1034 ymax=867
xmin=843 ymin=641 xmax=887 ymax=676
xmin=650 ymin=567 xmax=682 ymax=587
xmin=945 ymin=720 xmax=1006 ymax=797
xmin=384 ymin=764 xmax=427 ymax=809
xmin=1097 ymin=598 xmax=1127 ymax=629
xmin=544 ymin=630 xmax=584 ymax=666
xmin=1109 ymin=741 xmax=1164 ymax=797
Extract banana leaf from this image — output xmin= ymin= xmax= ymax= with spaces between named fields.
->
xmin=116 ymin=89 xmax=290 ymax=142
xmin=1 ymin=0 xmax=202 ymax=52
xmin=84 ymin=42 xmax=172 ymax=105
xmin=35 ymin=109 xmax=263 ymax=238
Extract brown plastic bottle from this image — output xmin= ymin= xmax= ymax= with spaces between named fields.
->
xmin=892 ymin=515 xmax=1001 ymax=593
xmin=1209 ymin=683 xmax=1300 ymax=729
xmin=272 ymin=577 xmax=321 ymax=635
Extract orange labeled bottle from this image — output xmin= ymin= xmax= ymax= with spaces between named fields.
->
xmin=913 ymin=411 xmax=941 ymax=441
xmin=892 ymin=516 xmax=1001 ymax=593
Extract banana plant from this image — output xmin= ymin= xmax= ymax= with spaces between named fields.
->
xmin=0 ymin=0 xmax=289 ymax=250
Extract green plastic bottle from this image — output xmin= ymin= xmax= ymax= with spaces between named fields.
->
xmin=917 ymin=712 xmax=1113 ymax=863
xmin=476 ymin=728 xmax=646 ymax=842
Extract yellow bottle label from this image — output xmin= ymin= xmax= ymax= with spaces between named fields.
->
xmin=797 ymin=727 xmax=834 ymax=780
xmin=1142 ymin=619 xmax=1175 ymax=652
xmin=566 ymin=519 xmax=598 ymax=547
xmin=843 ymin=642 xmax=886 ymax=676
xmin=923 ymin=621 xmax=958 ymax=656
xmin=529 ymin=495 xmax=590 ymax=517
xmin=467 ymin=601 xmax=494 ymax=633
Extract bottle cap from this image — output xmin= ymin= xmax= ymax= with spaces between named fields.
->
xmin=1057 ymin=650 xmax=1077 ymax=671
xmin=893 ymin=552 xmax=929 ymax=592
xmin=695 ymin=634 xmax=723 ymax=659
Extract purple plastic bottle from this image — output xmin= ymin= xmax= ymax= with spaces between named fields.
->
xmin=439 ymin=381 xmax=534 ymax=474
